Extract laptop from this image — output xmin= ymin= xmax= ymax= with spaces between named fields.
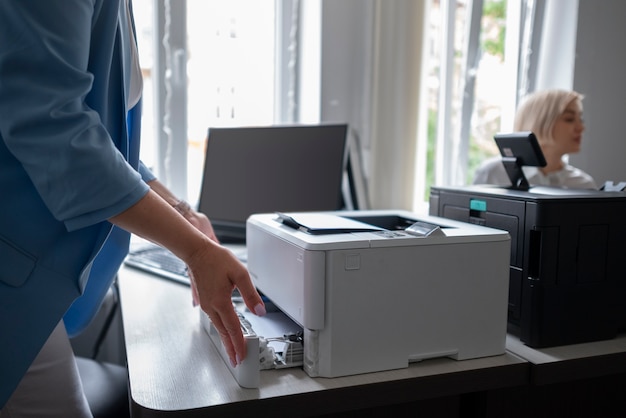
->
xmin=125 ymin=123 xmax=349 ymax=285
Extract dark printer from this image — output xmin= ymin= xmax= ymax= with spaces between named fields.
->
xmin=429 ymin=184 xmax=626 ymax=348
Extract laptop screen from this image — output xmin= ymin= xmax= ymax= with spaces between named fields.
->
xmin=198 ymin=124 xmax=349 ymax=243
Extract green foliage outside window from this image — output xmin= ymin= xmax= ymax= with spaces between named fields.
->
xmin=467 ymin=0 xmax=507 ymax=183
xmin=425 ymin=0 xmax=507 ymax=196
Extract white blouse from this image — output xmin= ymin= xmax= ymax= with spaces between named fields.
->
xmin=472 ymin=156 xmax=598 ymax=190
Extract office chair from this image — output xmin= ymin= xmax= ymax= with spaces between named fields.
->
xmin=71 ymin=281 xmax=130 ymax=418
xmin=76 ymin=356 xmax=129 ymax=418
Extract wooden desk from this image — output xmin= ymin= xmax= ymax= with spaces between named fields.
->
xmin=117 ymin=267 xmax=528 ymax=417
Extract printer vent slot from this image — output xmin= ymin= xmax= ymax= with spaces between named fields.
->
xmin=528 ymin=227 xmax=558 ymax=284
xmin=528 ymin=229 xmax=541 ymax=281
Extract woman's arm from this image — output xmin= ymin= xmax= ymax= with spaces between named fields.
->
xmin=146 ymin=178 xmax=219 ymax=243
xmin=109 ymin=190 xmax=265 ymax=367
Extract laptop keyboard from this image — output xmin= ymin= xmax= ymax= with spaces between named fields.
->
xmin=125 ymin=243 xmax=190 ymax=285
xmin=124 ymin=240 xmax=248 ymax=286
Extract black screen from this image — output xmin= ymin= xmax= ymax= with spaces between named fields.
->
xmin=494 ymin=131 xmax=547 ymax=190
xmin=494 ymin=131 xmax=546 ymax=167
xmin=198 ymin=124 xmax=348 ymax=242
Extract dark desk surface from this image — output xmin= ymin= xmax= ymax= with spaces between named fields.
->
xmin=118 ymin=266 xmax=528 ymax=417
xmin=506 ymin=332 xmax=626 ymax=385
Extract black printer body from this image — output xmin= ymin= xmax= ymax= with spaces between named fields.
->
xmin=429 ymin=184 xmax=626 ymax=347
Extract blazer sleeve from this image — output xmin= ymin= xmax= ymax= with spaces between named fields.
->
xmin=0 ymin=0 xmax=148 ymax=231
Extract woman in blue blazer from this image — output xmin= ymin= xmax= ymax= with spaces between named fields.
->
xmin=0 ymin=1 xmax=265 ymax=415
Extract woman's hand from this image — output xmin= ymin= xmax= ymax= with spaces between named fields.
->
xmin=186 ymin=241 xmax=266 ymax=367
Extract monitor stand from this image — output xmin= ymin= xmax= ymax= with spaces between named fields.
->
xmin=501 ymin=157 xmax=531 ymax=191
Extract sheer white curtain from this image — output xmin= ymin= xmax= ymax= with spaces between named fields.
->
xmin=535 ymin=0 xmax=578 ymax=91
xmin=310 ymin=0 xmax=429 ymax=210
xmin=367 ymin=0 xmax=430 ymax=210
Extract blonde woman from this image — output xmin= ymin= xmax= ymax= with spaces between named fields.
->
xmin=473 ymin=89 xmax=597 ymax=189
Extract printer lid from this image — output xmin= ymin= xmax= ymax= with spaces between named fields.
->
xmin=247 ymin=210 xmax=510 ymax=251
xmin=436 ymin=184 xmax=626 ymax=201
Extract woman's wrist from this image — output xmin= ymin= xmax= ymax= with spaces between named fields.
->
xmin=172 ymin=199 xmax=192 ymax=218
xmin=146 ymin=179 xmax=193 ymax=217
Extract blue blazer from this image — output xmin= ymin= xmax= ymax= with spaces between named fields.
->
xmin=0 ymin=0 xmax=150 ymax=406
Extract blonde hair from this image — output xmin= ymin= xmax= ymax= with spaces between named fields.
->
xmin=513 ymin=89 xmax=584 ymax=145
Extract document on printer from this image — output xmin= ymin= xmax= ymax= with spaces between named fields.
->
xmin=276 ymin=212 xmax=384 ymax=234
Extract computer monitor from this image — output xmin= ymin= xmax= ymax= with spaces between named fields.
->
xmin=494 ymin=131 xmax=546 ymax=190
xmin=198 ymin=124 xmax=349 ymax=242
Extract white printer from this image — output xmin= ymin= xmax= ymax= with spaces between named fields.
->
xmin=246 ymin=210 xmax=511 ymax=378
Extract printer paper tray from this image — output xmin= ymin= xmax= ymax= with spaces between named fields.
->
xmin=200 ymin=307 xmax=303 ymax=388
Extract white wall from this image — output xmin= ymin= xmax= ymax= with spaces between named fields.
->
xmin=570 ymin=0 xmax=626 ymax=185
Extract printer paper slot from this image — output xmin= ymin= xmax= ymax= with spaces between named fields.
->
xmin=276 ymin=212 xmax=384 ymax=235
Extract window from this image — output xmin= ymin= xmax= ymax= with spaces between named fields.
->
xmin=425 ymin=0 xmax=516 ymax=197
xmin=134 ymin=0 xmax=558 ymax=212
xmin=133 ymin=0 xmax=276 ymax=203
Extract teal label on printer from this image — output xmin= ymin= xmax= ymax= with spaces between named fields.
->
xmin=469 ymin=199 xmax=487 ymax=212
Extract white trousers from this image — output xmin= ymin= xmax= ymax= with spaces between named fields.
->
xmin=0 ymin=321 xmax=92 ymax=418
